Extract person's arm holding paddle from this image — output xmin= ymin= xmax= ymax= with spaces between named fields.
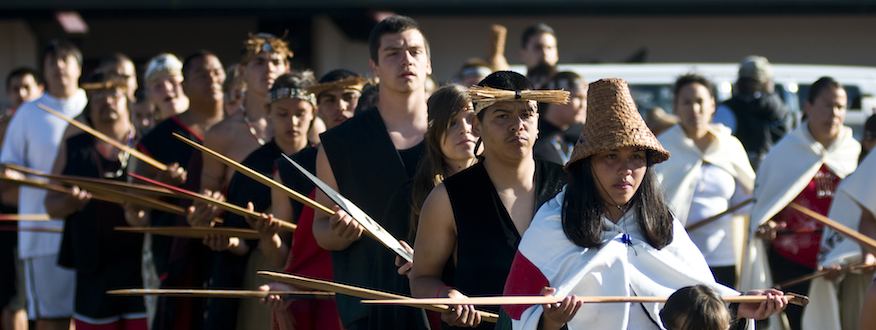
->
xmin=410 ymin=183 xmax=480 ymax=328
xmin=246 ymin=172 xmax=291 ymax=268
xmin=312 ymin=145 xmax=364 ymax=250
xmin=44 ymin=138 xmax=91 ymax=218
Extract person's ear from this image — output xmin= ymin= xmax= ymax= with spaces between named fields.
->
xmin=368 ymin=58 xmax=378 ymax=77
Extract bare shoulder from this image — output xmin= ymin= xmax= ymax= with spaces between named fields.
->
xmin=421 ymin=183 xmax=453 ymax=224
xmin=204 ymin=113 xmax=246 ymax=146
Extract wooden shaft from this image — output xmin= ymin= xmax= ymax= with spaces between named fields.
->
xmin=116 ymin=226 xmax=263 ymax=240
xmin=686 ymin=198 xmax=754 ymax=231
xmin=172 ymin=133 xmax=334 ymax=216
xmin=0 ymin=214 xmax=51 ymax=221
xmin=129 ymin=173 xmax=296 ymax=232
xmin=106 ymin=288 xmax=334 ymax=299
xmin=363 ymin=293 xmax=809 ymax=307
xmin=81 ymin=183 xmax=186 ymax=215
xmin=35 ymin=103 xmax=169 ymax=171
xmin=257 ymin=271 xmax=499 ymax=323
xmin=775 ymin=263 xmax=876 ymax=289
xmin=5 ymin=163 xmax=176 ymax=198
xmin=2 ymin=173 xmax=189 ymax=218
xmin=0 ymin=226 xmax=63 ymax=233
xmin=789 ymin=203 xmax=876 ymax=252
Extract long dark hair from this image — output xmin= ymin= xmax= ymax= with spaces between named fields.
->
xmin=408 ymin=84 xmax=473 ymax=241
xmin=561 ymin=155 xmax=674 ymax=249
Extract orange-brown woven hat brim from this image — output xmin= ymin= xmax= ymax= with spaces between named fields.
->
xmin=567 ymin=78 xmax=670 ymax=168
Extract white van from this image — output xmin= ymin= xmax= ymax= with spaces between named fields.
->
xmin=512 ymin=63 xmax=876 ymax=138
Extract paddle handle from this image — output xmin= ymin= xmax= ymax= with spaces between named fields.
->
xmin=129 ymin=173 xmax=297 ymax=232
xmin=173 ymin=133 xmax=335 ymax=216
xmin=36 ymin=103 xmax=169 ymax=171
xmin=686 ymin=198 xmax=753 ymax=231
xmin=790 ymin=203 xmax=876 ymax=252
xmin=257 ymin=271 xmax=499 ymax=322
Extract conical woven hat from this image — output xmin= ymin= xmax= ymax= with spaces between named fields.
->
xmin=567 ymin=78 xmax=670 ymax=166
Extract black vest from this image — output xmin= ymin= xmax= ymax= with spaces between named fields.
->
xmin=444 ymin=159 xmax=565 ymax=317
xmin=320 ymin=108 xmax=425 ymax=328
xmin=57 ymin=133 xmax=142 ymax=274
xmin=277 ymin=145 xmax=318 ymax=218
xmin=205 ymin=140 xmax=285 ymax=330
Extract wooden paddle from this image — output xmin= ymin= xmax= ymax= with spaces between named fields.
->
xmin=107 ymin=288 xmax=334 ymax=299
xmin=35 ymin=103 xmax=169 ymax=171
xmin=175 ymin=132 xmax=411 ymax=262
xmin=0 ymin=214 xmax=50 ymax=221
xmin=171 ymin=133 xmax=333 ymax=215
xmin=789 ymin=203 xmax=876 ymax=252
xmin=116 ymin=226 xmax=262 ymax=240
xmin=3 ymin=164 xmax=176 ymax=198
xmin=129 ymin=173 xmax=296 ymax=232
xmin=257 ymin=271 xmax=499 ymax=323
xmin=0 ymin=175 xmax=185 ymax=216
xmin=685 ymin=198 xmax=754 ymax=231
xmin=280 ymin=153 xmax=414 ymax=263
xmin=774 ymin=263 xmax=876 ymax=289
xmin=362 ymin=293 xmax=810 ymax=307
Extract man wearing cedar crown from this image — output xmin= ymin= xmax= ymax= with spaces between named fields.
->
xmin=409 ymin=71 xmax=567 ymax=329
xmin=199 ymin=33 xmax=291 ymax=195
xmin=312 ymin=15 xmax=431 ymax=329
xmin=45 ymin=72 xmax=147 ymax=330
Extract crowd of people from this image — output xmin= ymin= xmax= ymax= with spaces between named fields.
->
xmin=0 ymin=14 xmax=875 ymax=330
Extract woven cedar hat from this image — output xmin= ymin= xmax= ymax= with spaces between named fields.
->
xmin=567 ymin=78 xmax=669 ymax=166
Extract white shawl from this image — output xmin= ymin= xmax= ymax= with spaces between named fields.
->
xmin=739 ymin=124 xmax=859 ymax=291
xmin=507 ymin=189 xmax=739 ymax=330
xmin=655 ymin=124 xmax=755 ymax=225
xmin=802 ymin=151 xmax=876 ymax=330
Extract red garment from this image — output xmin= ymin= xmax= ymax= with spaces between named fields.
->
xmin=273 ymin=190 xmax=341 ymax=330
xmin=771 ymin=164 xmax=841 ymax=269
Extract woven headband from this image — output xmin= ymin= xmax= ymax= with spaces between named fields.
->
xmin=469 ymin=86 xmax=569 ymax=113
xmin=307 ymin=76 xmax=367 ymax=96
xmin=270 ymin=87 xmax=316 ymax=105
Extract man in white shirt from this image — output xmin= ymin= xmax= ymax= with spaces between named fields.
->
xmin=0 ymin=39 xmax=87 ymax=330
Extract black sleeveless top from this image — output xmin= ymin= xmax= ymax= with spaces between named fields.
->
xmin=136 ymin=116 xmax=204 ymax=277
xmin=320 ymin=108 xmax=425 ymax=328
xmin=57 ymin=133 xmax=143 ymax=274
xmin=443 ymin=159 xmax=566 ymax=316
xmin=277 ymin=145 xmax=318 ymax=218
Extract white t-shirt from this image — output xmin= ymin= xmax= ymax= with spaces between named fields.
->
xmin=1 ymin=90 xmax=86 ymax=259
xmin=685 ymin=163 xmax=750 ymax=267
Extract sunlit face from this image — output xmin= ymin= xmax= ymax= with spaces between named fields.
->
xmin=317 ymin=88 xmax=360 ymax=129
xmin=521 ymin=33 xmax=558 ymax=69
xmin=183 ymin=55 xmax=226 ymax=103
xmin=243 ymin=52 xmax=289 ymax=97
xmin=369 ymin=29 xmax=432 ymax=94
xmin=6 ymin=74 xmax=43 ymax=108
xmin=43 ymin=53 xmax=81 ymax=92
xmin=269 ymin=98 xmax=315 ymax=149
xmin=88 ymin=87 xmax=129 ymax=125
xmin=439 ymin=106 xmax=477 ymax=166
xmin=674 ymin=82 xmax=715 ymax=138
xmin=148 ymin=74 xmax=187 ymax=116
xmin=474 ymin=100 xmax=538 ymax=161
xmin=590 ymin=147 xmax=648 ymax=206
xmin=805 ymin=86 xmax=846 ymax=143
